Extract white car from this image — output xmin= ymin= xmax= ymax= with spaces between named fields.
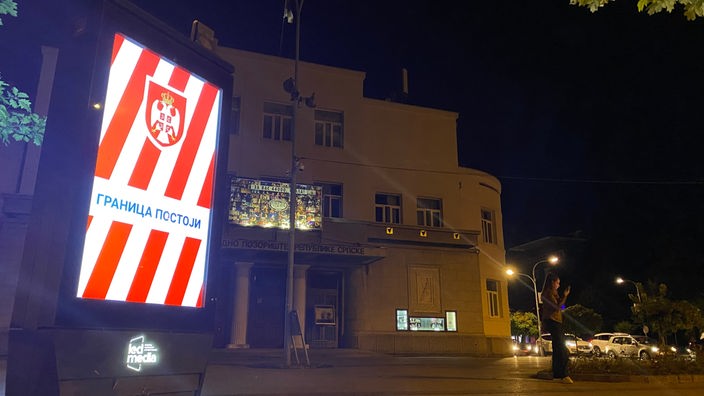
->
xmin=539 ymin=333 xmax=594 ymax=355
xmin=589 ymin=332 xmax=629 ymax=356
xmin=603 ymin=334 xmax=653 ymax=360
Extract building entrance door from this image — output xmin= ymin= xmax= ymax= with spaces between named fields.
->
xmin=306 ymin=271 xmax=341 ymax=348
xmin=247 ymin=267 xmax=285 ymax=348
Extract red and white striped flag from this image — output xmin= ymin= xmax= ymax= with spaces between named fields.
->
xmin=77 ymin=34 xmax=222 ymax=308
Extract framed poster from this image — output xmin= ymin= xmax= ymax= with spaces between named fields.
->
xmin=314 ymin=305 xmax=336 ymax=325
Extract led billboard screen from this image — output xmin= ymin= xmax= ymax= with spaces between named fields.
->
xmin=228 ymin=177 xmax=322 ymax=230
xmin=77 ymin=33 xmax=222 ymax=308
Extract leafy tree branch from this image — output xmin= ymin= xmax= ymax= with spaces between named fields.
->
xmin=0 ymin=0 xmax=46 ymax=146
xmin=570 ymin=0 xmax=704 ymax=20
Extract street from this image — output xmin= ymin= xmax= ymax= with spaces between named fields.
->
xmin=2 ymin=351 xmax=703 ymax=395
xmin=201 ymin=350 xmax=704 ymax=395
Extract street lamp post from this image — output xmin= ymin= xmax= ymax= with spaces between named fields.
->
xmin=283 ymin=0 xmax=305 ymax=368
xmin=506 ymin=255 xmax=559 ymax=355
xmin=616 ymin=277 xmax=647 ymax=337
xmin=616 ymin=277 xmax=642 ymax=303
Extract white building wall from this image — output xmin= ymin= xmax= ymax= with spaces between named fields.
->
xmin=214 ymin=45 xmax=510 ymax=354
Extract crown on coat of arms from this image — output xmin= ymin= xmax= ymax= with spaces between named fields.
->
xmin=160 ymin=91 xmax=174 ymax=106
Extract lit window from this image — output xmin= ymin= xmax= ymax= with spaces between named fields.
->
xmin=314 ymin=109 xmax=343 ymax=148
xmin=481 ymin=208 xmax=496 ymax=244
xmin=375 ymin=193 xmax=401 ymax=224
xmin=416 ymin=198 xmax=442 ymax=227
xmin=486 ymin=279 xmax=501 ymax=318
xmin=263 ymin=102 xmax=292 ymax=141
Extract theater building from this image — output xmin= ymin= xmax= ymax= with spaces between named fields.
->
xmin=210 ymin=43 xmax=511 ymax=355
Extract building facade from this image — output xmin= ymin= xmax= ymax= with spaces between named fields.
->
xmin=212 ymin=45 xmax=511 ymax=355
xmin=0 ymin=25 xmax=511 ymax=357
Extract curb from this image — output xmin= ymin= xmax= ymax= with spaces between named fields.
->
xmin=536 ymin=370 xmax=704 ymax=383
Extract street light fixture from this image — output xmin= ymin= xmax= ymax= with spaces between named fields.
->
xmin=616 ymin=277 xmax=642 ymax=303
xmin=506 ymin=255 xmax=559 ymax=355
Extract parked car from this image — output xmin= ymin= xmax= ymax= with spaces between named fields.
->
xmin=603 ymin=334 xmax=653 ymax=360
xmin=589 ymin=332 xmax=629 ymax=357
xmin=632 ymin=335 xmax=696 ymax=361
xmin=539 ymin=333 xmax=593 ymax=355
xmin=512 ymin=340 xmax=536 ymax=356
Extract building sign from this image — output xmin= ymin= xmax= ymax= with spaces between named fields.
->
xmin=126 ymin=335 xmax=159 ymax=372
xmin=228 ymin=177 xmax=321 ymax=230
xmin=77 ymin=34 xmax=222 ymax=307
xmin=409 ymin=317 xmax=445 ymax=331
xmin=222 ymin=239 xmax=367 ymax=256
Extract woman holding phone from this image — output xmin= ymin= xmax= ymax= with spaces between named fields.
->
xmin=541 ymin=271 xmax=573 ymax=384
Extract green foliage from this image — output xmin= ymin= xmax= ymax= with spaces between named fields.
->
xmin=563 ymin=304 xmax=603 ymax=338
xmin=614 ymin=320 xmax=637 ymax=334
xmin=511 ymin=311 xmax=539 ymax=337
xmin=0 ymin=0 xmax=18 ymax=26
xmin=570 ymin=0 xmax=704 ymax=20
xmin=631 ymin=281 xmax=704 ymax=344
xmin=569 ymin=353 xmax=704 ymax=375
xmin=0 ymin=79 xmax=46 ymax=146
xmin=1 ymin=2 xmax=45 ymax=146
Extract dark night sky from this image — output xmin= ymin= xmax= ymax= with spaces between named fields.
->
xmin=129 ymin=1 xmax=704 ymax=302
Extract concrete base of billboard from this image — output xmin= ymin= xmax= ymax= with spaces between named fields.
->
xmin=7 ymin=328 xmax=212 ymax=396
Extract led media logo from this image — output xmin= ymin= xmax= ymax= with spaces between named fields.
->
xmin=126 ymin=335 xmax=159 ymax=372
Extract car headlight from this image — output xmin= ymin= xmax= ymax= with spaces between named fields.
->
xmin=512 ymin=345 xmax=519 ymax=351
xmin=671 ymin=346 xmax=677 ymax=353
xmin=651 ymin=346 xmax=659 ymax=353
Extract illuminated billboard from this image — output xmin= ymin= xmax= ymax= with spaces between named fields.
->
xmin=228 ymin=177 xmax=322 ymax=230
xmin=77 ymin=34 xmax=222 ymax=308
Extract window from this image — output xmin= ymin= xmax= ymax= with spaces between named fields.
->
xmin=481 ymin=208 xmax=496 ymax=244
xmin=314 ymin=109 xmax=343 ymax=148
xmin=263 ymin=102 xmax=292 ymax=141
xmin=486 ymin=279 xmax=501 ymax=318
xmin=230 ymin=97 xmax=241 ymax=135
xmin=321 ymin=183 xmax=343 ymax=218
xmin=416 ymin=198 xmax=442 ymax=227
xmin=375 ymin=193 xmax=401 ymax=224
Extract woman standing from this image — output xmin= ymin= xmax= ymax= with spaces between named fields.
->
xmin=541 ymin=271 xmax=573 ymax=384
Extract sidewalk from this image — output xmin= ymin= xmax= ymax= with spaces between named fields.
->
xmin=3 ymin=349 xmax=704 ymax=395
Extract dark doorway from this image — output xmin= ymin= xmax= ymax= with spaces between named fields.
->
xmin=247 ymin=267 xmax=285 ymax=348
xmin=306 ymin=271 xmax=342 ymax=348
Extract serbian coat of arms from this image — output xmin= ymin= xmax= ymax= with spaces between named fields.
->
xmin=146 ymin=80 xmax=187 ymax=147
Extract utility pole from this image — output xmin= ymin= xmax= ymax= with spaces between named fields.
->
xmin=283 ymin=0 xmax=304 ymax=368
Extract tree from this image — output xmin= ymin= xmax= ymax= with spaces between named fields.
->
xmin=0 ymin=0 xmax=17 ymax=26
xmin=0 ymin=0 xmax=45 ymax=146
xmin=511 ymin=311 xmax=539 ymax=338
xmin=631 ymin=281 xmax=704 ymax=344
xmin=614 ymin=320 xmax=638 ymax=334
xmin=563 ymin=304 xmax=603 ymax=338
xmin=570 ymin=0 xmax=704 ymax=20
